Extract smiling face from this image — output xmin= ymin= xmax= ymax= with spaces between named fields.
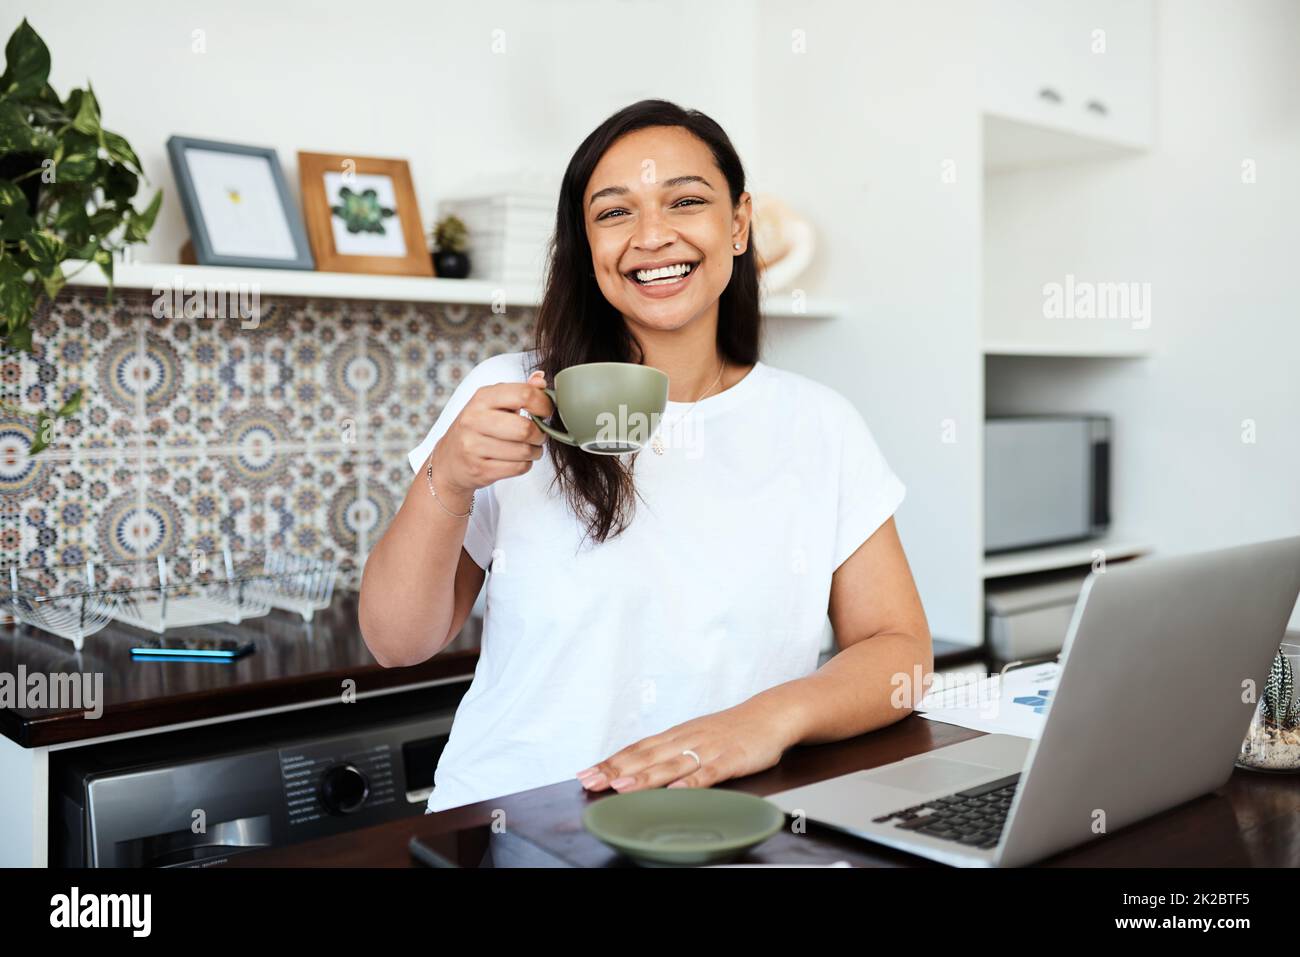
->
xmin=584 ymin=125 xmax=751 ymax=333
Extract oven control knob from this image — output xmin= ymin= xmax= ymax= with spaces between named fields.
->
xmin=320 ymin=764 xmax=369 ymax=814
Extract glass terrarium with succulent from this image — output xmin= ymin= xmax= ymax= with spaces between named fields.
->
xmin=1237 ymin=640 xmax=1300 ymax=772
xmin=430 ymin=214 xmax=469 ymax=278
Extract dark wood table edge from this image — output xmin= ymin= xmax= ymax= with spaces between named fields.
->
xmin=1 ymin=653 xmax=478 ymax=748
xmin=223 ymin=710 xmax=1300 ymax=869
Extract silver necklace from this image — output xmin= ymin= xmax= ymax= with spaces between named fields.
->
xmin=651 ymin=359 xmax=726 ymax=455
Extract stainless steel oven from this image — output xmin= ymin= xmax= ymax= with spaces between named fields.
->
xmin=51 ymin=681 xmax=468 ymax=867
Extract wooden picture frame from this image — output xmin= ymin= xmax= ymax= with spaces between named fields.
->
xmin=297 ymin=152 xmax=434 ymax=277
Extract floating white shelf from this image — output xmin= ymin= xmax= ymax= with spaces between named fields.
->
xmin=59 ymin=260 xmax=838 ymax=319
xmin=982 ymin=340 xmax=1153 ymax=359
xmin=983 ymin=538 xmax=1152 ymax=580
xmin=59 ymin=260 xmax=541 ymax=308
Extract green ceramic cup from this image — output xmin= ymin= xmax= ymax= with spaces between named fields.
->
xmin=527 ymin=362 xmax=669 ymax=455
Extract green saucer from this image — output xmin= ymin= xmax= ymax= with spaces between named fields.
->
xmin=582 ymin=788 xmax=787 ymax=867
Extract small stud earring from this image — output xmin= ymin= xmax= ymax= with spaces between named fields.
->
xmin=733 ymin=243 xmax=742 ymax=251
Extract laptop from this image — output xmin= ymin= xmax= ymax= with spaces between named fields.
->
xmin=766 ymin=535 xmax=1300 ymax=867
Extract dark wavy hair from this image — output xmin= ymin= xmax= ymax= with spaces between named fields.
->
xmin=530 ymin=99 xmax=762 ymax=550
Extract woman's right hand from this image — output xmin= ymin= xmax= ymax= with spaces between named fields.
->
xmin=428 ymin=369 xmax=554 ymax=500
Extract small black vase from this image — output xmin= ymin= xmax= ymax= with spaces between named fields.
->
xmin=433 ymin=250 xmax=471 ymax=279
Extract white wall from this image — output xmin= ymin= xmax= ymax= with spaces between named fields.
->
xmin=984 ymin=0 xmax=1300 ymax=627
xmin=752 ymin=0 xmax=985 ymax=643
xmin=23 ymin=0 xmax=759 ymax=260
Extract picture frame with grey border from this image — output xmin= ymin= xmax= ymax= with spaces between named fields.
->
xmin=165 ymin=135 xmax=315 ymax=270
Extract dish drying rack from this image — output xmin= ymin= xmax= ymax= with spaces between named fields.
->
xmin=2 ymin=547 xmax=337 ymax=650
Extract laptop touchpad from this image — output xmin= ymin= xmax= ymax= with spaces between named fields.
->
xmin=866 ymin=758 xmax=999 ymax=793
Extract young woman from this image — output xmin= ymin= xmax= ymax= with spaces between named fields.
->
xmin=359 ymin=99 xmax=932 ymax=814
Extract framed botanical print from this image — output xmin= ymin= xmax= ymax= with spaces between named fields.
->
xmin=166 ymin=136 xmax=315 ymax=270
xmin=297 ymin=152 xmax=434 ymax=276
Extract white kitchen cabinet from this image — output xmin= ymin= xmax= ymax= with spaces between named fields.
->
xmin=978 ymin=0 xmax=1155 ymax=154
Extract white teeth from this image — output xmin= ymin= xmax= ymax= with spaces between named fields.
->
xmin=634 ymin=262 xmax=693 ymax=283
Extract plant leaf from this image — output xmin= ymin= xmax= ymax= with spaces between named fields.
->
xmin=1262 ymin=651 xmax=1293 ymax=726
xmin=51 ymin=199 xmax=90 ymax=236
xmin=125 ymin=188 xmax=162 ymax=243
xmin=57 ymin=388 xmax=82 ymax=417
xmin=101 ymin=129 xmax=142 ymax=173
xmin=0 ymin=259 xmax=34 ymax=333
xmin=2 ymin=321 xmax=33 ymax=352
xmin=0 ymin=179 xmax=26 ymax=209
xmin=102 ymin=162 xmax=139 ymax=205
xmin=0 ymin=100 xmax=45 ymax=152
xmin=22 ymin=230 xmax=65 ymax=269
xmin=87 ymin=203 xmax=123 ymax=236
xmin=53 ymin=130 xmax=98 ymax=182
xmin=92 ymin=245 xmax=113 ymax=294
xmin=70 ymin=85 xmax=101 ymax=136
xmin=0 ymin=181 xmax=34 ymax=240
xmin=0 ymin=19 xmax=52 ymax=99
xmin=40 ymin=268 xmax=64 ymax=301
xmin=27 ymin=415 xmax=51 ymax=454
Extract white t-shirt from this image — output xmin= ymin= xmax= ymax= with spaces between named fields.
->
xmin=406 ymin=349 xmax=906 ymax=813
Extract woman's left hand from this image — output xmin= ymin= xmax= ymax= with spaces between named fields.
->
xmin=575 ymin=700 xmax=801 ymax=793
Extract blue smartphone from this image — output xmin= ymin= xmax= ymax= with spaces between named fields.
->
xmin=130 ymin=636 xmax=255 ymax=661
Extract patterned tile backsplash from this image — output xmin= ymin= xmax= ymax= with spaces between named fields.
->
xmin=0 ymin=288 xmax=536 ymax=592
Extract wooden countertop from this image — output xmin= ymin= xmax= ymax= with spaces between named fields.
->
xmin=0 ymin=591 xmax=479 ymax=748
xmin=226 ymin=714 xmax=1300 ymax=867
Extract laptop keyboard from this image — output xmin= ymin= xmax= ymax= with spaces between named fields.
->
xmin=870 ymin=773 xmax=1021 ymax=850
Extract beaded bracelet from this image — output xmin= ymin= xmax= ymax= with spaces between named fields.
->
xmin=425 ymin=451 xmax=473 ymax=518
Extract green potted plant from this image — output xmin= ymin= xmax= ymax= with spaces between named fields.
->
xmin=430 ymin=213 xmax=470 ymax=278
xmin=0 ymin=18 xmax=162 ymax=451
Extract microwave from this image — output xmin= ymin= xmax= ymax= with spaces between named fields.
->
xmin=984 ymin=415 xmax=1111 ymax=554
